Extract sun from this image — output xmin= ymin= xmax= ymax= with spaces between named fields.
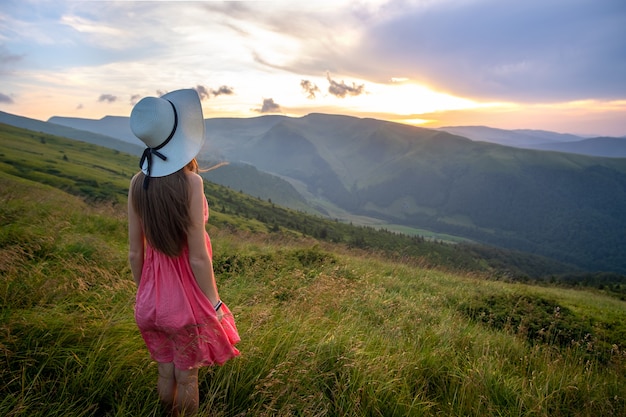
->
xmin=340 ymin=79 xmax=486 ymax=118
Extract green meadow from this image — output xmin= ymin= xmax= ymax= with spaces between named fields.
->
xmin=1 ymin=124 xmax=625 ymax=416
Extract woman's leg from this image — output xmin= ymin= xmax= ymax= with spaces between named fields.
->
xmin=174 ymin=367 xmax=199 ymax=416
xmin=157 ymin=362 xmax=176 ymax=412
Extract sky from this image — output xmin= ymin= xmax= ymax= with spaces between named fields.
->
xmin=1 ymin=0 xmax=626 ymax=136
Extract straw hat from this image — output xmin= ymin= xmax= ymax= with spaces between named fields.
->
xmin=130 ymin=89 xmax=205 ymax=179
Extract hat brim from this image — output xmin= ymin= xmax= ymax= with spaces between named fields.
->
xmin=140 ymin=89 xmax=205 ymax=177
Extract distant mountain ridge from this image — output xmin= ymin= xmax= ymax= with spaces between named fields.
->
xmin=438 ymin=125 xmax=626 ymax=157
xmin=47 ymin=114 xmax=626 ymax=159
xmin=48 ymin=115 xmax=142 ymax=145
xmin=0 ymin=111 xmax=143 ymax=156
xmin=531 ymin=137 xmax=626 ymax=157
xmin=3 ymin=110 xmax=626 ymax=273
xmin=438 ymin=125 xmax=582 ymax=147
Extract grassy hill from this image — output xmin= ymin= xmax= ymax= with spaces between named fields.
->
xmin=202 ymin=161 xmax=312 ymax=213
xmin=2 ymin=124 xmax=626 ymax=416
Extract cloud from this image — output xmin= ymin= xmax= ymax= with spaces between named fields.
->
xmin=211 ymin=85 xmax=235 ymax=97
xmin=301 ymin=80 xmax=320 ymax=99
xmin=194 ymin=85 xmax=212 ymax=101
xmin=332 ymin=0 xmax=626 ymax=102
xmin=0 ymin=93 xmax=14 ymax=104
xmin=0 ymin=48 xmax=23 ymax=76
xmin=255 ymin=98 xmax=281 ymax=113
xmin=194 ymin=85 xmax=235 ymax=101
xmin=326 ymin=73 xmax=365 ymax=98
xmin=98 ymin=94 xmax=117 ymax=103
xmin=130 ymin=94 xmax=141 ymax=106
xmin=203 ymin=1 xmax=340 ymax=43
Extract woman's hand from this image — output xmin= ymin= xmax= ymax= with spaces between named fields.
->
xmin=213 ymin=299 xmax=224 ymax=322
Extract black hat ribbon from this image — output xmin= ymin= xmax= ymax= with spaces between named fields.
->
xmin=139 ymin=100 xmax=178 ymax=189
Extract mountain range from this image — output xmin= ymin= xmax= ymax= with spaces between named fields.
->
xmin=0 ymin=111 xmax=143 ymax=157
xmin=438 ymin=125 xmax=626 ymax=157
xmin=2 ymin=110 xmax=626 ymax=274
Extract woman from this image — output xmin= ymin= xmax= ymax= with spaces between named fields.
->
xmin=127 ymin=89 xmax=239 ymax=416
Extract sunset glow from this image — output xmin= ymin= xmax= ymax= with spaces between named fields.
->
xmin=1 ymin=0 xmax=625 ymax=136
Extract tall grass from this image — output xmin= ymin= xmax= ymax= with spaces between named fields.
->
xmin=2 ymin=170 xmax=626 ymax=416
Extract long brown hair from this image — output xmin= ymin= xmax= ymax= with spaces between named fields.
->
xmin=130 ymin=159 xmax=199 ymax=257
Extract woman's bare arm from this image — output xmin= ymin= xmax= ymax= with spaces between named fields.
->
xmin=186 ymin=172 xmax=220 ymax=307
xmin=128 ymin=175 xmax=145 ymax=286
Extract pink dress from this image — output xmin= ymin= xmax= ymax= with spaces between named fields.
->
xmin=135 ymin=198 xmax=240 ymax=369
